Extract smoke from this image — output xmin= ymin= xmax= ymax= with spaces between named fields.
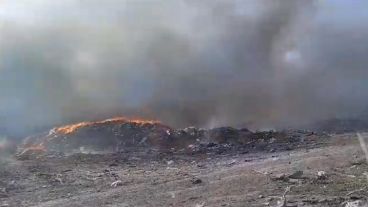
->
xmin=0 ymin=0 xmax=367 ymax=136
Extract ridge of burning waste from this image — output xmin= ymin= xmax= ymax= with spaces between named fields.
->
xmin=17 ymin=117 xmax=170 ymax=159
xmin=16 ymin=117 xmax=324 ymax=160
xmin=52 ymin=117 xmax=161 ymax=135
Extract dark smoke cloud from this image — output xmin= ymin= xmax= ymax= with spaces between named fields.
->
xmin=0 ymin=0 xmax=367 ymax=136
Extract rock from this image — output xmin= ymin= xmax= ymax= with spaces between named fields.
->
xmin=272 ymin=171 xmax=304 ymax=182
xmin=271 ymin=174 xmax=287 ymax=180
xmin=207 ymin=142 xmax=217 ymax=147
xmin=167 ymin=160 xmax=174 ymax=165
xmin=288 ymin=170 xmax=303 ymax=179
xmin=191 ymin=178 xmax=202 ymax=184
xmin=196 ymin=163 xmax=206 ymax=168
xmin=272 ymin=174 xmax=288 ymax=181
xmin=109 ymin=163 xmax=118 ymax=167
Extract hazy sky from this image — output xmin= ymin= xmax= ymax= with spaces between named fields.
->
xmin=1 ymin=0 xmax=368 ymax=136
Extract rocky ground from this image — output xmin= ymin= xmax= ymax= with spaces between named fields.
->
xmin=1 ymin=131 xmax=368 ymax=207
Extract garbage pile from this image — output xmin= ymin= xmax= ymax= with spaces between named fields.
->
xmin=16 ymin=117 xmax=324 ymax=159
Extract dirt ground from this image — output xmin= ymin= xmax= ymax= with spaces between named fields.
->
xmin=1 ymin=133 xmax=368 ymax=207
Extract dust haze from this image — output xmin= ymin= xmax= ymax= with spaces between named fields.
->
xmin=0 ymin=0 xmax=367 ymax=137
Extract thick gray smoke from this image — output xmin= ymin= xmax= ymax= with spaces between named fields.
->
xmin=0 ymin=0 xmax=367 ymax=136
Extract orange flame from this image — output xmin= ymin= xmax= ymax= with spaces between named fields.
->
xmin=53 ymin=117 xmax=160 ymax=135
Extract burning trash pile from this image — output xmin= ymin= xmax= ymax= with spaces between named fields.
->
xmin=16 ymin=117 xmax=324 ymax=159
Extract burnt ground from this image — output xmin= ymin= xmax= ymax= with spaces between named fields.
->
xmin=1 ymin=133 xmax=368 ymax=207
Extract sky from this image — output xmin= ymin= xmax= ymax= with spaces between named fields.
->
xmin=0 ymin=0 xmax=368 ymax=136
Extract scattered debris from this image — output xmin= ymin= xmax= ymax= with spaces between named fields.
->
xmin=194 ymin=202 xmax=206 ymax=207
xmin=111 ymin=180 xmax=123 ymax=187
xmin=317 ymin=171 xmax=327 ymax=180
xmin=346 ymin=186 xmax=368 ymax=197
xmin=276 ymin=186 xmax=293 ymax=207
xmin=228 ymin=159 xmax=237 ymax=166
xmin=55 ymin=174 xmax=63 ymax=184
xmin=344 ymin=200 xmax=367 ymax=207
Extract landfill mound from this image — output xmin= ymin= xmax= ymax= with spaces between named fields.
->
xmin=16 ymin=117 xmax=324 ymax=159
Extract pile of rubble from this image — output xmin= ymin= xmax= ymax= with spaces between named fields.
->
xmin=16 ymin=118 xmax=325 ymax=159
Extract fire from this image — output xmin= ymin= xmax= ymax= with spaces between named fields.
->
xmin=53 ymin=117 xmax=160 ymax=135
xmin=54 ymin=121 xmax=92 ymax=135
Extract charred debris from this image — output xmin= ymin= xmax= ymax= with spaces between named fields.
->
xmin=16 ymin=118 xmax=328 ymax=159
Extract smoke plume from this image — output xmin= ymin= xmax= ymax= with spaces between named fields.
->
xmin=0 ymin=0 xmax=367 ymax=136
